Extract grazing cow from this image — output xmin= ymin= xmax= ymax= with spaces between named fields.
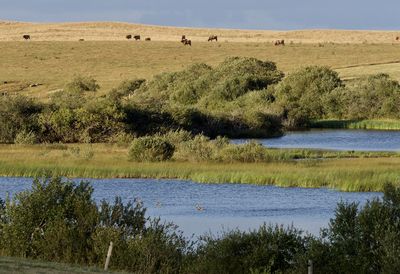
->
xmin=208 ymin=35 xmax=218 ymax=42
xmin=23 ymin=35 xmax=30 ymax=40
xmin=181 ymin=35 xmax=186 ymax=42
xmin=134 ymin=35 xmax=140 ymax=41
xmin=182 ymin=39 xmax=191 ymax=46
xmin=145 ymin=37 xmax=151 ymax=41
xmin=126 ymin=34 xmax=132 ymax=40
xmin=274 ymin=39 xmax=285 ymax=46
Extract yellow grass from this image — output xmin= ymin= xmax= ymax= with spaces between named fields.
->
xmin=1 ymin=21 xmax=400 ymax=43
xmin=1 ymin=40 xmax=400 ymax=98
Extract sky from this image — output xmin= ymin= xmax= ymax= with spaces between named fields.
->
xmin=1 ymin=0 xmax=399 ymax=30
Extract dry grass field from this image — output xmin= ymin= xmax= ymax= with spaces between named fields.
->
xmin=1 ymin=21 xmax=400 ymax=43
xmin=1 ymin=21 xmax=400 ymax=98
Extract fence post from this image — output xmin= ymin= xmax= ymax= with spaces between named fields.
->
xmin=308 ymin=259 xmax=313 ymax=274
xmin=104 ymin=241 xmax=114 ymax=271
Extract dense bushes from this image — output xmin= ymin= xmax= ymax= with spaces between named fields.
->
xmin=129 ymin=136 xmax=175 ymax=162
xmin=191 ymin=225 xmax=306 ymax=274
xmin=0 ymin=95 xmax=42 ymax=143
xmin=274 ymin=66 xmax=343 ymax=127
xmin=2 ymin=178 xmax=400 ymax=273
xmin=0 ymin=177 xmax=188 ymax=273
xmin=2 ymin=58 xmax=400 ymax=144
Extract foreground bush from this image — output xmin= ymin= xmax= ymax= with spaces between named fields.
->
xmin=189 ymin=225 xmax=306 ymax=274
xmin=0 ymin=177 xmax=188 ymax=273
xmin=129 ymin=135 xmax=175 ymax=162
xmin=1 ymin=178 xmax=400 ymax=273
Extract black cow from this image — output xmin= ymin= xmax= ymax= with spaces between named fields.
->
xmin=134 ymin=35 xmax=141 ymax=41
xmin=126 ymin=35 xmax=132 ymax=40
xmin=274 ymin=39 xmax=285 ymax=46
xmin=181 ymin=35 xmax=186 ymax=42
xmin=23 ymin=35 xmax=30 ymax=40
xmin=208 ymin=35 xmax=218 ymax=42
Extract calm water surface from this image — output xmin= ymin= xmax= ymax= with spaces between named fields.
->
xmin=233 ymin=129 xmax=400 ymax=151
xmin=0 ymin=177 xmax=380 ymax=237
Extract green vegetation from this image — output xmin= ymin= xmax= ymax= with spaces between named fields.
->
xmin=2 ymin=177 xmax=400 ymax=273
xmin=129 ymin=135 xmax=175 ymax=162
xmin=3 ymin=57 xmax=400 ymax=144
xmin=311 ymin=119 xmax=400 ymax=130
xmin=0 ymin=143 xmax=399 ymax=192
xmin=0 ymin=256 xmax=112 ymax=273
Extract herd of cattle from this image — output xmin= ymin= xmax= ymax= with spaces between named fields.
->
xmin=20 ymin=33 xmax=288 ymax=46
xmin=22 ymin=34 xmax=400 ymax=45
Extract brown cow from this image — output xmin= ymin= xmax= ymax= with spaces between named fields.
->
xmin=23 ymin=35 xmax=30 ymax=40
xmin=274 ymin=39 xmax=285 ymax=46
xmin=181 ymin=35 xmax=186 ymax=42
xmin=182 ymin=39 xmax=191 ymax=46
xmin=126 ymin=34 xmax=132 ymax=40
xmin=208 ymin=35 xmax=218 ymax=42
xmin=134 ymin=35 xmax=141 ymax=41
xmin=145 ymin=37 xmax=151 ymax=41
xmin=396 ymin=36 xmax=400 ymax=41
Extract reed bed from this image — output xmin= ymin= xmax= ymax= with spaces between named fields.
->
xmin=311 ymin=119 xmax=400 ymax=130
xmin=1 ymin=144 xmax=399 ymax=192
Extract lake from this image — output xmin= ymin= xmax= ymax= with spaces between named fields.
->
xmin=0 ymin=177 xmax=380 ymax=238
xmin=233 ymin=129 xmax=400 ymax=151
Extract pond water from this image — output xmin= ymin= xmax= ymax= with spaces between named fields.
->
xmin=0 ymin=177 xmax=381 ymax=238
xmin=233 ymin=129 xmax=400 ymax=151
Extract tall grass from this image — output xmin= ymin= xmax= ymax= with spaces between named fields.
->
xmin=311 ymin=119 xmax=400 ymax=130
xmin=0 ymin=144 xmax=399 ymax=192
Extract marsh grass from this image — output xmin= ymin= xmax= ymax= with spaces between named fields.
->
xmin=1 ymin=144 xmax=399 ymax=192
xmin=311 ymin=119 xmax=400 ymax=130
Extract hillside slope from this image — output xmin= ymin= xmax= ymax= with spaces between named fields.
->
xmin=0 ymin=21 xmax=399 ymax=43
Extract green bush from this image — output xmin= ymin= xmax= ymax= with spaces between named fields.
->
xmin=0 ymin=177 xmax=188 ymax=272
xmin=14 ymin=130 xmax=37 ymax=145
xmin=108 ymin=79 xmax=146 ymax=101
xmin=129 ymin=136 xmax=175 ymax=162
xmin=220 ymin=141 xmax=268 ymax=163
xmin=0 ymin=95 xmax=42 ymax=143
xmin=275 ymin=66 xmax=342 ymax=127
xmin=189 ymin=225 xmax=306 ymax=274
xmin=65 ymin=76 xmax=100 ymax=93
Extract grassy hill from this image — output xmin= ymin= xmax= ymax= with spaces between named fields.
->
xmin=1 ymin=21 xmax=400 ymax=98
xmin=1 ymin=21 xmax=400 ymax=43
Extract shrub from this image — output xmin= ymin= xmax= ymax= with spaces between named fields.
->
xmin=189 ymin=224 xmax=306 ymax=274
xmin=14 ymin=130 xmax=37 ymax=145
xmin=65 ymin=76 xmax=100 ymax=93
xmin=0 ymin=177 xmax=99 ymax=262
xmin=0 ymin=95 xmax=42 ymax=143
xmin=174 ymin=135 xmax=215 ymax=162
xmin=129 ymin=136 xmax=175 ymax=162
xmin=108 ymin=79 xmax=146 ymax=101
xmin=275 ymin=66 xmax=342 ymax=127
xmin=220 ymin=141 xmax=268 ymax=163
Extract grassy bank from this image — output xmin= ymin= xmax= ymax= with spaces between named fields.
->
xmin=0 ymin=256 xmax=112 ymax=274
xmin=311 ymin=119 xmax=400 ymax=130
xmin=1 ymin=144 xmax=399 ymax=192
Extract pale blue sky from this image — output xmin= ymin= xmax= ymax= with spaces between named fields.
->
xmin=0 ymin=0 xmax=399 ymax=30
